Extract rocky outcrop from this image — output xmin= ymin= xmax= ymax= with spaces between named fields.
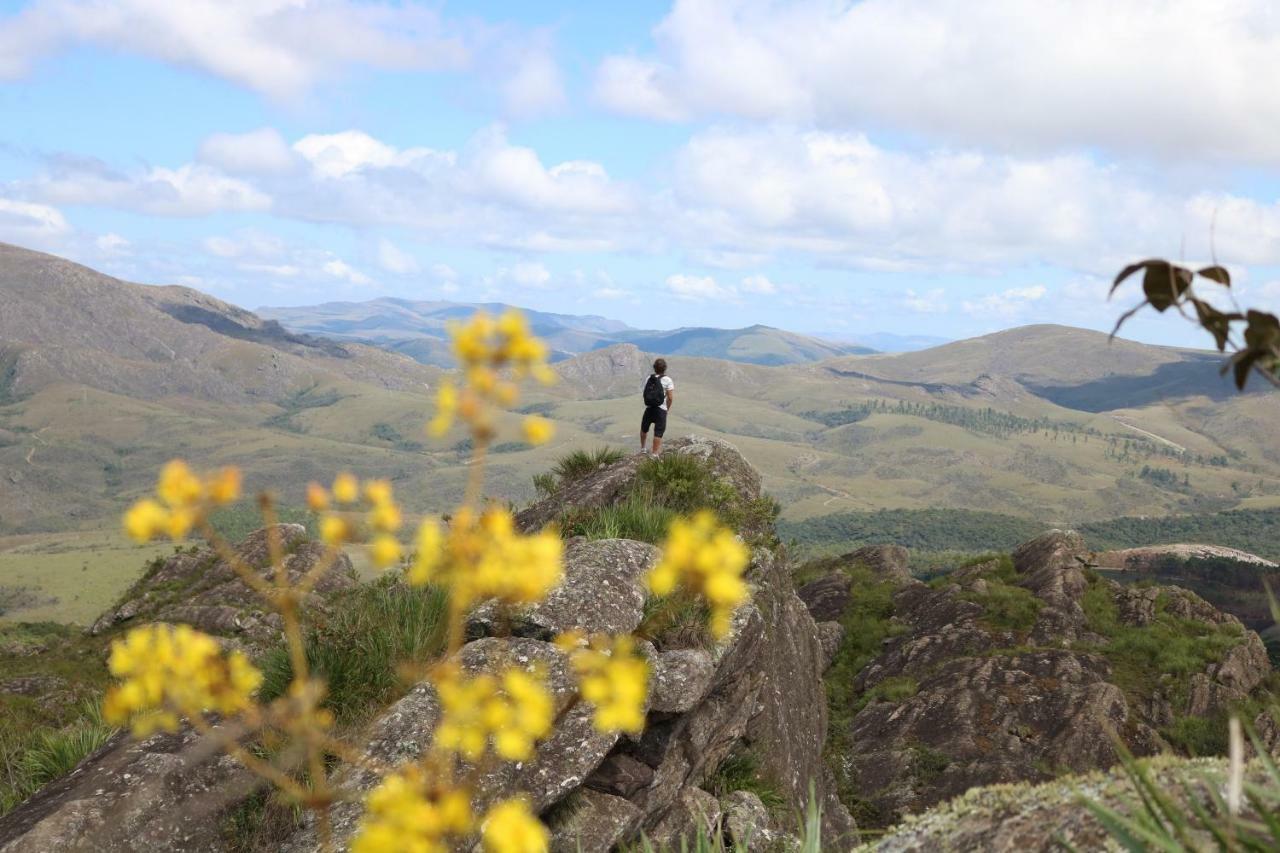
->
xmin=0 ymin=440 xmax=846 ymax=852
xmin=89 ymin=524 xmax=357 ymax=654
xmin=821 ymin=529 xmax=1276 ymax=828
xmin=865 ymin=755 xmax=1277 ymax=852
xmin=515 ymin=435 xmax=763 ymax=535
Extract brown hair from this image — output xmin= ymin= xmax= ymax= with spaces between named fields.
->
xmin=653 ymin=358 xmax=667 ymax=375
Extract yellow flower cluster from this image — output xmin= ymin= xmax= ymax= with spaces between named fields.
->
xmin=647 ymin=510 xmax=750 ymax=638
xmin=352 ymin=767 xmax=473 ymax=853
xmin=309 ymin=473 xmax=405 ymax=568
xmin=123 ymin=460 xmax=241 ymax=542
xmin=482 ymin=798 xmax=548 ymax=853
xmin=433 ymin=665 xmax=555 ymax=762
xmin=428 ymin=310 xmax=557 ymax=442
xmin=410 ymin=508 xmax=562 ymax=609
xmin=556 ymin=632 xmax=649 ymax=734
xmin=102 ymin=624 xmax=262 ymax=735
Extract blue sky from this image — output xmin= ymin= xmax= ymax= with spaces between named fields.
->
xmin=2 ymin=0 xmax=1279 ymax=347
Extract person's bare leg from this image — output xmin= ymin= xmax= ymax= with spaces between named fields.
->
xmin=652 ymin=436 xmax=663 ymax=456
xmin=640 ymin=431 xmax=649 ymax=453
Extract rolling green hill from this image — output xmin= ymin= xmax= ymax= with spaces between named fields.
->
xmin=2 ymin=242 xmax=1278 ymax=626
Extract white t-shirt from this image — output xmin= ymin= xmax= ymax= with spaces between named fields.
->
xmin=644 ymin=374 xmax=675 ymax=411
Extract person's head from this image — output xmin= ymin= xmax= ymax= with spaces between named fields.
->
xmin=653 ymin=358 xmax=667 ymax=376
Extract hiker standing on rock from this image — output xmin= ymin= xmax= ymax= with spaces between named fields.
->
xmin=640 ymin=358 xmax=675 ymax=457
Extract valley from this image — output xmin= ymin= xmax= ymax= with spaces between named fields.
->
xmin=1 ymin=242 xmax=1278 ymax=627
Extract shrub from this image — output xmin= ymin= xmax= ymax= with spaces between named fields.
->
xmin=963 ymin=582 xmax=1041 ymax=634
xmin=705 ymin=748 xmax=787 ymax=816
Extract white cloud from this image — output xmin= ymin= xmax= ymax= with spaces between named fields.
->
xmin=0 ymin=0 xmax=469 ymax=100
xmin=94 ymin=232 xmax=130 ymax=254
xmin=323 ymin=259 xmax=372 ymax=287
xmin=506 ymin=261 xmax=552 ymax=287
xmin=0 ymin=197 xmax=68 ymax=241
xmin=904 ymin=288 xmax=948 ymax=314
xmin=376 ymin=238 xmax=420 ymax=275
xmin=29 ymin=161 xmax=269 ymax=216
xmin=595 ymin=0 xmax=1280 ymax=164
xmin=198 ymin=128 xmax=297 ymax=175
xmin=740 ymin=274 xmax=777 ymax=294
xmin=665 ymin=273 xmax=735 ymax=301
xmin=962 ymin=285 xmax=1047 ymax=319
xmin=501 ymin=44 xmax=566 ymax=118
xmin=667 ymin=126 xmax=1280 ymax=272
xmin=293 ymin=130 xmax=453 ymax=179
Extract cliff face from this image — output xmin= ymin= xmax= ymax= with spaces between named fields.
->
xmin=0 ymin=436 xmax=855 ymax=851
xmin=804 ymin=530 xmax=1277 ymax=829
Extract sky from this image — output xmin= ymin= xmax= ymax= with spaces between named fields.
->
xmin=1 ymin=0 xmax=1279 ymax=347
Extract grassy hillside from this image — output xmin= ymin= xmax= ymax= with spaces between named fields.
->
xmin=2 ymin=243 xmax=1278 ymax=627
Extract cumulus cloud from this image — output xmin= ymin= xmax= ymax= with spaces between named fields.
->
xmin=26 ymin=159 xmax=270 ymax=216
xmin=740 ymin=274 xmax=777 ymax=294
xmin=595 ymin=0 xmax=1280 ymax=164
xmin=962 ymin=285 xmax=1047 ymax=319
xmin=198 ymin=128 xmax=297 ymax=175
xmin=0 ymin=0 xmax=469 ymax=100
xmin=323 ymin=258 xmax=372 ymax=286
xmin=0 ymin=197 xmax=68 ymax=242
xmin=904 ymin=288 xmax=948 ymax=314
xmin=665 ymin=273 xmax=736 ymax=301
xmin=375 ymin=238 xmax=419 ymax=275
xmin=667 ymin=126 xmax=1280 ymax=272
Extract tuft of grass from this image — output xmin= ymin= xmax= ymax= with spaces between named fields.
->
xmin=1 ymin=701 xmax=115 ymax=812
xmin=705 ymin=747 xmax=788 ymax=818
xmin=258 ymin=578 xmax=448 ymax=726
xmin=562 ymin=490 xmax=678 ymax=544
xmin=637 ymin=590 xmax=714 ymax=651
xmin=963 ymin=581 xmax=1042 ymax=634
xmin=853 ymin=675 xmax=919 ymax=713
xmin=1161 ymin=713 xmax=1230 ymax=757
xmin=552 ymin=446 xmax=627 ymax=485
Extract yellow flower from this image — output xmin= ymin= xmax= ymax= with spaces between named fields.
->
xmin=206 ymin=467 xmax=242 ymax=505
xmin=370 ymin=535 xmax=402 ymax=569
xmin=364 ymin=479 xmax=393 ymax=507
xmin=353 ymin=767 xmax=473 ymax=853
xmin=369 ymin=501 xmax=402 ymax=534
xmin=647 ymin=511 xmax=750 ymax=639
xmin=561 ymin=633 xmax=649 ymax=734
xmin=306 ymin=482 xmax=330 ymax=511
xmin=332 ymin=472 xmax=360 ymax=504
xmin=404 ymin=509 xmax=562 ymax=609
xmin=102 ymin=624 xmax=261 ymax=735
xmin=428 ymin=382 xmax=458 ymax=437
xmin=123 ymin=498 xmax=169 ymax=543
xmin=482 ymin=798 xmax=548 ymax=853
xmin=432 ymin=665 xmax=554 ymax=763
xmin=157 ymin=459 xmax=203 ymax=507
xmin=320 ymin=515 xmax=350 ymax=546
xmin=521 ymin=415 xmax=554 ymax=446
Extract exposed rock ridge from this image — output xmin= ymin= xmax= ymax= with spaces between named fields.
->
xmin=812 ymin=529 xmax=1275 ymax=829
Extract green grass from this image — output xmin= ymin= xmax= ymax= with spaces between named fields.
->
xmin=853 ymin=675 xmax=919 ymax=713
xmin=0 ymin=623 xmax=114 ymax=814
xmin=637 ymin=590 xmax=713 ymax=651
xmin=552 ymin=446 xmax=628 ymax=485
xmin=258 ymin=578 xmax=448 ymax=726
xmin=1080 ymin=575 xmax=1248 ymax=711
xmin=816 ymin=563 xmax=907 ymax=825
xmin=562 ymin=491 xmax=678 ymax=543
xmin=963 ymin=581 xmax=1042 ymax=634
xmin=704 ymin=748 xmax=787 ymax=817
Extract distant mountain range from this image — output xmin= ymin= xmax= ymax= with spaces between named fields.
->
xmin=258 ymin=298 xmax=877 ymax=367
xmin=2 ymin=241 xmax=1276 ymax=549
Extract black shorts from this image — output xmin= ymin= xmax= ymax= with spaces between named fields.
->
xmin=641 ymin=406 xmax=668 ymax=437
